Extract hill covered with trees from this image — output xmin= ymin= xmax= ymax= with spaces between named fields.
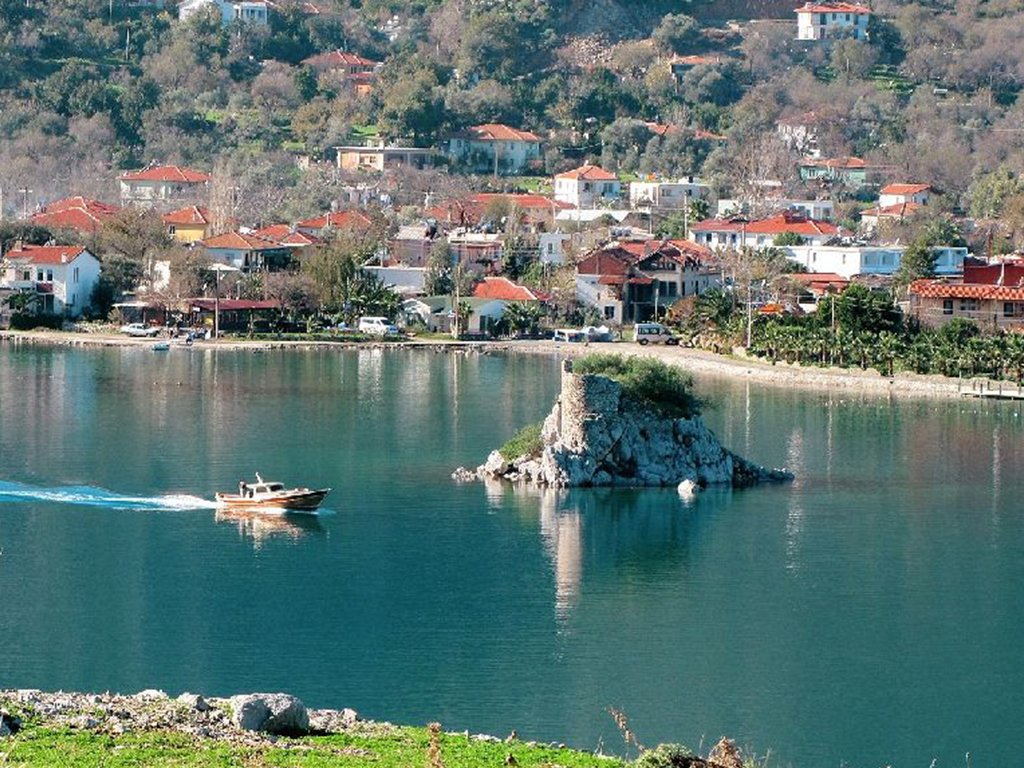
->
xmin=1 ymin=0 xmax=1024 ymax=232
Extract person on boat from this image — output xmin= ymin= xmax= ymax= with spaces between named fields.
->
xmin=239 ymin=480 xmax=247 ymax=497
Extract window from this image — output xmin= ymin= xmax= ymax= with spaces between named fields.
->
xmin=36 ymin=270 xmax=43 ymax=281
xmin=959 ymin=298 xmax=980 ymax=313
xmin=658 ymin=280 xmax=677 ymax=297
xmin=1004 ymin=302 xmax=1024 ymax=317
xmin=942 ymin=299 xmax=953 ymax=315
xmin=73 ymin=267 xmax=79 ymax=283
xmin=21 ymin=270 xmax=30 ymax=281
xmin=603 ymin=306 xmax=615 ymax=319
xmin=168 ymin=225 xmax=176 ymax=234
xmin=70 ymin=293 xmax=76 ymax=306
xmin=46 ymin=270 xmax=53 ymax=281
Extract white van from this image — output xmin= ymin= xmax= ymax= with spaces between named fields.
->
xmin=632 ymin=322 xmax=679 ymax=345
xmin=358 ymin=316 xmax=399 ymax=335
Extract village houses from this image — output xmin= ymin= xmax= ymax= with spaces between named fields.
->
xmin=554 ymin=165 xmax=621 ymax=208
xmin=795 ymin=1 xmax=872 ymax=41
xmin=447 ymin=124 xmax=543 ymax=175
xmin=0 ymin=243 xmax=101 ymax=318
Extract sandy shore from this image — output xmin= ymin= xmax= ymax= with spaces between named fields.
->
xmin=2 ymin=328 xmax=1009 ymax=400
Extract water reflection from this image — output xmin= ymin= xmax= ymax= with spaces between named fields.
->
xmin=214 ymin=508 xmax=326 ymax=547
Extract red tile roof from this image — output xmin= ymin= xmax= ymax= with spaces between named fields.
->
xmin=455 ymin=124 xmax=542 ymax=143
xmin=910 ymin=279 xmax=1024 ymax=302
xmin=254 ymin=224 xmax=319 ymax=246
xmin=200 ymin=232 xmax=282 ymax=250
xmin=119 ymin=165 xmax=211 ymax=183
xmin=556 ymin=164 xmax=618 ymax=181
xmin=795 ymin=2 xmax=870 ymax=13
xmin=296 ymin=210 xmax=372 ymax=230
xmin=801 ymin=156 xmax=867 ymax=170
xmin=301 ymin=50 xmax=379 ymax=69
xmin=691 ymin=211 xmax=840 ymax=237
xmin=880 ymin=183 xmax=931 ymax=196
xmin=162 ymin=206 xmax=213 ymax=226
xmin=861 ymin=202 xmax=922 ymax=219
xmin=668 ymin=54 xmax=722 ymax=67
xmin=5 ymin=244 xmax=90 ymax=264
xmin=472 ymin=277 xmax=545 ymax=301
xmin=615 ymin=239 xmax=713 ymax=263
xmin=31 ymin=197 xmax=119 ymax=233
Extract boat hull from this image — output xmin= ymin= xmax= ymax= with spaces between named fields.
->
xmin=214 ymin=488 xmax=330 ymax=512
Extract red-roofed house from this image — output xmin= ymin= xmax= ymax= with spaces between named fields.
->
xmin=859 ymin=202 xmax=923 ymax=231
xmin=690 ymin=211 xmax=842 ymax=249
xmin=909 ymin=261 xmax=1024 ymax=330
xmin=668 ymin=54 xmax=724 ymax=81
xmin=254 ymin=223 xmax=319 ymax=248
xmin=554 ymin=165 xmax=621 ymax=208
xmin=795 ymin=2 xmax=871 ymax=40
xmin=30 ymin=197 xmax=119 ymax=234
xmin=295 ymin=210 xmax=372 ymax=237
xmin=163 ymin=206 xmax=216 ymax=244
xmin=878 ymin=183 xmax=933 ymax=207
xmin=0 ymin=243 xmax=101 ymax=318
xmin=447 ymin=123 xmax=543 ymax=174
xmin=119 ymin=165 xmax=211 ymax=207
xmin=472 ymin=277 xmax=547 ymax=302
xmin=301 ymin=51 xmax=380 ymax=95
xmin=576 ymin=239 xmax=718 ymax=323
xmin=199 ymin=231 xmax=292 ymax=273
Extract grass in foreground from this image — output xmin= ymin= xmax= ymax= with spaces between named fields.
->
xmin=0 ymin=723 xmax=625 ymax=768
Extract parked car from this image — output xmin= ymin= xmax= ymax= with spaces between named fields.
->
xmin=119 ymin=322 xmax=160 ymax=337
xmin=357 ymin=316 xmax=399 ymax=335
xmin=632 ymin=322 xmax=679 ymax=345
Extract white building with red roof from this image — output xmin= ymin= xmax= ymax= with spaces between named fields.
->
xmin=199 ymin=231 xmax=291 ymax=273
xmin=795 ymin=2 xmax=871 ymax=41
xmin=447 ymin=123 xmax=544 ymax=175
xmin=119 ymin=165 xmax=211 ymax=207
xmin=878 ymin=183 xmax=933 ymax=208
xmin=178 ymin=0 xmax=272 ymax=26
xmin=0 ymin=243 xmax=100 ymax=318
xmin=301 ymin=50 xmax=379 ymax=75
xmin=690 ymin=211 xmax=842 ymax=250
xmin=30 ymin=197 xmax=119 ymax=234
xmin=554 ymin=164 xmax=621 ymax=208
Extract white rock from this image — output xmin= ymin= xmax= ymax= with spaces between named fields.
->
xmin=677 ymin=479 xmax=700 ymax=499
xmin=230 ymin=693 xmax=308 ymax=734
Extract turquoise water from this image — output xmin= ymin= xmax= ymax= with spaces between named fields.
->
xmin=1 ymin=344 xmax=1022 ymax=767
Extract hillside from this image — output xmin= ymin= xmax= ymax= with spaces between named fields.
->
xmin=0 ymin=0 xmax=1022 ymax=225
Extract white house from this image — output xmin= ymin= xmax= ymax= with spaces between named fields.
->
xmin=795 ymin=1 xmax=871 ymax=41
xmin=447 ymin=124 xmax=543 ymax=175
xmin=554 ymin=164 xmax=621 ymax=208
xmin=690 ymin=211 xmax=842 ymax=249
xmin=199 ymin=232 xmax=291 ymax=273
xmin=118 ymin=164 xmax=211 ymax=207
xmin=785 ymin=244 xmax=968 ymax=278
xmin=0 ymin=244 xmax=101 ymax=318
xmin=178 ymin=0 xmax=271 ymax=25
xmin=402 ymin=296 xmax=506 ymax=335
xmin=878 ymin=183 xmax=933 ymax=208
xmin=539 ymin=232 xmax=572 ymax=266
xmin=629 ymin=177 xmax=708 ymax=210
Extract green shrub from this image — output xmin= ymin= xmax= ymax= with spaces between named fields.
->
xmin=633 ymin=743 xmax=696 ymax=767
xmin=10 ymin=312 xmax=63 ymax=330
xmin=498 ymin=422 xmax=543 ymax=460
xmin=574 ymin=354 xmax=701 ymax=418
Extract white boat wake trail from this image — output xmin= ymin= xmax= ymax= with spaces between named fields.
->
xmin=0 ymin=480 xmax=217 ymax=511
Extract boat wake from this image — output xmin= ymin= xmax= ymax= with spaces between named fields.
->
xmin=0 ymin=480 xmax=217 ymax=511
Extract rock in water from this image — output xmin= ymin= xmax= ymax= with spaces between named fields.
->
xmin=677 ymin=478 xmax=700 ymax=499
xmin=477 ymin=360 xmax=791 ymax=489
xmin=230 ymin=693 xmax=309 ymax=734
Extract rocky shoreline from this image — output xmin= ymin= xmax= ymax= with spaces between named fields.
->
xmin=458 ymin=359 xmax=792 ymax=490
xmin=0 ymin=688 xmax=752 ymax=767
xmin=0 ymin=328 xmax=985 ymax=400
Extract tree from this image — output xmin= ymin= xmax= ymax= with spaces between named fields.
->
xmin=651 ymin=14 xmax=703 ymax=55
xmin=893 ymin=238 xmax=937 ymax=295
xmin=424 ymin=240 xmax=454 ymax=296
